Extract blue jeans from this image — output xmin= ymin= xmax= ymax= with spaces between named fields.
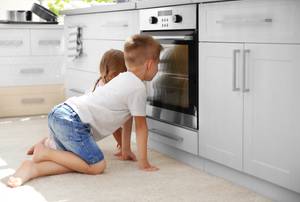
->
xmin=48 ymin=103 xmax=104 ymax=165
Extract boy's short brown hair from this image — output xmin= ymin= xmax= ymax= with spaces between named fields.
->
xmin=124 ymin=34 xmax=162 ymax=68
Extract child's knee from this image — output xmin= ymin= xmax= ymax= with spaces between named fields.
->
xmin=86 ymin=160 xmax=106 ymax=175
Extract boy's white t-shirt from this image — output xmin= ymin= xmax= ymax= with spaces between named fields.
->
xmin=65 ymin=71 xmax=147 ymax=141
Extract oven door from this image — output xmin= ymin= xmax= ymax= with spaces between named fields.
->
xmin=142 ymin=30 xmax=198 ymax=130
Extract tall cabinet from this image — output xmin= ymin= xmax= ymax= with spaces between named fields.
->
xmin=199 ymin=0 xmax=300 ymax=193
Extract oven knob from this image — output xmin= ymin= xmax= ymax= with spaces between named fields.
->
xmin=149 ymin=16 xmax=158 ymax=24
xmin=172 ymin=14 xmax=182 ymax=23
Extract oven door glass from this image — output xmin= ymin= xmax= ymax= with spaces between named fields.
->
xmin=145 ymin=34 xmax=198 ymax=129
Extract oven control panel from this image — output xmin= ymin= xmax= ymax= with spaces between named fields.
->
xmin=139 ymin=4 xmax=196 ymax=30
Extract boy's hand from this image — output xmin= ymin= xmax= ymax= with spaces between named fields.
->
xmin=138 ymin=159 xmax=159 ymax=172
xmin=118 ymin=150 xmax=137 ymax=161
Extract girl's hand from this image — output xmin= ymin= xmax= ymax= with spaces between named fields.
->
xmin=138 ymin=159 xmax=159 ymax=172
xmin=118 ymin=150 xmax=137 ymax=161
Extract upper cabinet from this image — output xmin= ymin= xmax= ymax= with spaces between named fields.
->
xmin=64 ymin=10 xmax=139 ymax=41
xmin=199 ymin=0 xmax=300 ymax=43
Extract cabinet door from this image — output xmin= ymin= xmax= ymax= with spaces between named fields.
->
xmin=199 ymin=43 xmax=244 ymax=171
xmin=244 ymin=44 xmax=300 ymax=193
xmin=66 ymin=40 xmax=124 ymax=73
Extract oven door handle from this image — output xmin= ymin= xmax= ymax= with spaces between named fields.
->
xmin=152 ymin=36 xmax=193 ymax=41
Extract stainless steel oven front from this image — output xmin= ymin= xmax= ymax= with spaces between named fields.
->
xmin=140 ymin=4 xmax=198 ymax=130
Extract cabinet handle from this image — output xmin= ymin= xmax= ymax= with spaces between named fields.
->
xmin=100 ymin=22 xmax=129 ymax=28
xmin=69 ymin=88 xmax=85 ymax=94
xmin=38 ymin=40 xmax=61 ymax=46
xmin=233 ymin=49 xmax=241 ymax=92
xmin=20 ymin=68 xmax=44 ymax=74
xmin=216 ymin=18 xmax=273 ymax=25
xmin=0 ymin=40 xmax=23 ymax=47
xmin=149 ymin=128 xmax=183 ymax=143
xmin=243 ymin=49 xmax=250 ymax=93
xmin=21 ymin=98 xmax=45 ymax=104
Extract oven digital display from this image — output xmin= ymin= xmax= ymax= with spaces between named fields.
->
xmin=158 ymin=10 xmax=172 ymax=16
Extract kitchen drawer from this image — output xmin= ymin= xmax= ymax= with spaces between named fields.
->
xmin=0 ymin=60 xmax=64 ymax=87
xmin=66 ymin=40 xmax=124 ymax=73
xmin=147 ymin=118 xmax=198 ymax=155
xmin=0 ymin=56 xmax=64 ymax=87
xmin=0 ymin=84 xmax=65 ymax=117
xmin=65 ymin=69 xmax=98 ymax=98
xmin=0 ymin=29 xmax=30 ymax=56
xmin=199 ymin=0 xmax=300 ymax=43
xmin=65 ymin=10 xmax=138 ymax=40
xmin=31 ymin=29 xmax=64 ymax=56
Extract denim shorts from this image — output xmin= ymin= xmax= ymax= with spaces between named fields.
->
xmin=48 ymin=103 xmax=104 ymax=165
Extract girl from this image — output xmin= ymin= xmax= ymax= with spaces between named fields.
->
xmin=7 ymin=49 xmax=136 ymax=187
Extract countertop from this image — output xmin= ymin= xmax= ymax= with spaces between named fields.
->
xmin=60 ymin=0 xmax=234 ymax=16
xmin=0 ymin=24 xmax=64 ymax=29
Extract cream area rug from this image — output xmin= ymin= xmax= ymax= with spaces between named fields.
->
xmin=0 ymin=116 xmax=271 ymax=202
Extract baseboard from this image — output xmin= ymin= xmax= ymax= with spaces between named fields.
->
xmin=132 ymin=133 xmax=300 ymax=202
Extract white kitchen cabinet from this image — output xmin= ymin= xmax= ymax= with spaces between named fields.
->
xmin=198 ymin=0 xmax=300 ymax=193
xmin=199 ymin=0 xmax=300 ymax=43
xmin=199 ymin=42 xmax=300 ymax=193
xmin=66 ymin=40 xmax=124 ymax=73
xmin=199 ymin=42 xmax=244 ymax=171
xmin=243 ymin=44 xmax=300 ymax=193
xmin=0 ymin=25 xmax=64 ymax=118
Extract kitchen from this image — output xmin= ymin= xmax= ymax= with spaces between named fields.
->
xmin=0 ymin=0 xmax=299 ymax=201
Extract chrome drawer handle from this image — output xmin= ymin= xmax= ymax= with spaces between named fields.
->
xmin=100 ymin=22 xmax=129 ymax=28
xmin=216 ymin=18 xmax=273 ymax=25
xmin=149 ymin=128 xmax=183 ymax=143
xmin=38 ymin=40 xmax=61 ymax=46
xmin=20 ymin=68 xmax=44 ymax=74
xmin=0 ymin=40 xmax=23 ymax=47
xmin=21 ymin=98 xmax=45 ymax=104
xmin=243 ymin=49 xmax=250 ymax=93
xmin=232 ymin=49 xmax=241 ymax=92
xmin=69 ymin=88 xmax=85 ymax=94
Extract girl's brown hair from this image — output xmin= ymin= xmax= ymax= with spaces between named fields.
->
xmin=92 ymin=49 xmax=126 ymax=91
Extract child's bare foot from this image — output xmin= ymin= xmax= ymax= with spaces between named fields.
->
xmin=32 ymin=143 xmax=49 ymax=163
xmin=7 ymin=160 xmax=37 ymax=188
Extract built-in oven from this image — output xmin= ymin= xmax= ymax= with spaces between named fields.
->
xmin=140 ymin=4 xmax=198 ymax=130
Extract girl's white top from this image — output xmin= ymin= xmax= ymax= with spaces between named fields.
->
xmin=65 ymin=72 xmax=147 ymax=141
